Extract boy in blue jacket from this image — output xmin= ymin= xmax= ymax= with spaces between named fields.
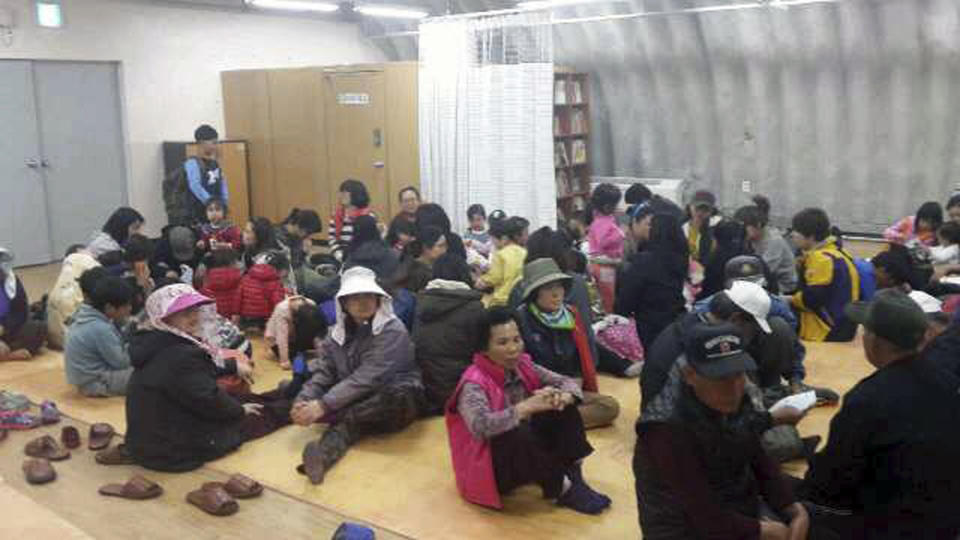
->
xmin=65 ymin=275 xmax=134 ymax=397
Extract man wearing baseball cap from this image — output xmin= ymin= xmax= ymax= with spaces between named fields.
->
xmin=800 ymin=289 xmax=960 ymax=538
xmin=693 ymin=255 xmax=840 ymax=406
xmin=635 ymin=323 xmax=809 ymax=539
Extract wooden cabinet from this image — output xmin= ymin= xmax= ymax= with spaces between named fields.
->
xmin=221 ymin=63 xmax=419 ymax=226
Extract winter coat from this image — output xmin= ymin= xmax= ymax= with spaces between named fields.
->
xmin=790 ymin=236 xmax=860 ymax=342
xmin=201 ymin=267 xmax=244 ymax=318
xmin=296 ymin=296 xmax=421 ymax=412
xmin=413 ymin=282 xmax=486 ymax=414
xmin=64 ymin=304 xmax=130 ymax=392
xmin=0 ymin=273 xmax=29 ymax=338
xmin=587 ymin=213 xmax=625 ymax=260
xmin=614 ymin=249 xmax=687 ymax=349
xmin=46 ymin=253 xmax=100 ymax=349
xmin=86 ymin=231 xmax=122 ymax=259
xmin=753 ymin=228 xmax=799 ymax=293
xmin=198 ymin=223 xmax=243 ymax=251
xmin=125 ymin=330 xmax=242 ymax=472
xmin=515 ymin=303 xmax=598 ymax=392
xmin=239 ymin=264 xmax=287 ymax=319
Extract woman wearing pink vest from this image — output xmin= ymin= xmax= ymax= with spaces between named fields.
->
xmin=445 ymin=307 xmax=611 ymax=514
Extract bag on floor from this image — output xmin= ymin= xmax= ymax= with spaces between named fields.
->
xmin=593 ymin=315 xmax=644 ymax=363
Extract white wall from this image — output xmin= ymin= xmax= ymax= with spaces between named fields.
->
xmin=0 ymin=0 xmax=386 ymax=233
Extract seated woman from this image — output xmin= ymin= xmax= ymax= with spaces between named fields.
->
xmin=125 ymin=284 xmax=290 ymax=472
xmin=291 ymin=266 xmax=425 ymax=485
xmin=446 ymin=307 xmax=610 ymax=514
xmin=615 ymin=206 xmax=689 ymax=350
xmin=1 ymin=247 xmax=47 ymax=361
xmin=516 ymin=258 xmax=620 ymax=429
xmin=87 ymin=207 xmax=145 ymax=261
xmin=414 ymin=253 xmax=486 ymax=414
xmin=884 ymin=201 xmax=943 ymax=247
xmin=395 ymin=226 xmax=448 ymax=293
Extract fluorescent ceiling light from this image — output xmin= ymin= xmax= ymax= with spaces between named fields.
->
xmin=517 ymin=0 xmax=604 ymax=8
xmin=247 ymin=0 xmax=339 ymax=12
xmin=356 ymin=5 xmax=429 ymax=19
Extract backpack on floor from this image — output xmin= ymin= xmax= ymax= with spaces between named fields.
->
xmin=163 ymin=158 xmax=196 ymax=227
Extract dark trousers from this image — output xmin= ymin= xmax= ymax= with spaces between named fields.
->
xmin=490 ymin=406 xmax=594 ymax=498
xmin=596 ymin=345 xmax=633 ymax=376
xmin=4 ymin=320 xmax=47 ymax=354
xmin=747 ymin=316 xmax=795 ymax=388
xmin=237 ymin=389 xmax=294 ymax=443
xmin=309 ymin=379 xmax=425 ymax=471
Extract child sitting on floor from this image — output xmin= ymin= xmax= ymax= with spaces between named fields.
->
xmin=239 ymin=251 xmax=290 ymax=327
xmin=65 ymin=276 xmax=134 ymax=397
xmin=463 ymin=204 xmax=493 ymax=258
xmin=476 ymin=217 xmax=527 ymax=308
xmin=200 ymin=248 xmax=245 ymax=319
xmin=265 ymin=295 xmax=320 ymax=369
xmin=931 ymin=221 xmax=960 ymax=266
xmin=0 ymin=247 xmax=47 ymax=361
xmin=197 ymin=197 xmax=243 ymax=252
xmin=122 ymin=234 xmax=155 ymax=295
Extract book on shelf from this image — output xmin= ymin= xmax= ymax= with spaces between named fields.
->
xmin=571 ymin=140 xmax=587 ymax=165
xmin=554 ymin=80 xmax=568 ymax=105
xmin=556 ymin=170 xmax=571 ymax=197
xmin=554 ymin=112 xmax=570 ymax=137
xmin=570 ymin=109 xmax=587 ymax=135
xmin=569 ymin=80 xmax=583 ymax=104
xmin=554 ymin=142 xmax=570 ymax=168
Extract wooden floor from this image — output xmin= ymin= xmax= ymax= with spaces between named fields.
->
xmin=2 ymin=260 xmax=877 ymax=539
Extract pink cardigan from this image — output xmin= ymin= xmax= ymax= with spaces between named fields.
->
xmin=587 ymin=213 xmax=625 ymax=259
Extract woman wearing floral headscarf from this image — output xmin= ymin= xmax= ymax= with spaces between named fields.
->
xmin=125 ymin=284 xmax=291 ymax=472
xmin=0 ymin=247 xmax=47 ymax=361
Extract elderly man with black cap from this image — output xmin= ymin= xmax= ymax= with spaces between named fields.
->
xmin=634 ymin=323 xmax=809 ymax=540
xmin=798 ymin=289 xmax=960 ymax=539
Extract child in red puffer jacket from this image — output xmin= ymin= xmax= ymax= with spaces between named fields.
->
xmin=239 ymin=251 xmax=289 ymax=325
xmin=200 ymin=248 xmax=244 ymax=318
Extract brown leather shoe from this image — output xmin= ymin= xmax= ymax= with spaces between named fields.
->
xmin=24 ymin=435 xmax=70 ymax=461
xmin=60 ymin=426 xmax=81 ymax=449
xmin=23 ymin=458 xmax=56 ymax=485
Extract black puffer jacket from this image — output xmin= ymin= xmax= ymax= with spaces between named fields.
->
xmin=413 ymin=286 xmax=485 ymax=414
xmin=125 ymin=330 xmax=243 ymax=472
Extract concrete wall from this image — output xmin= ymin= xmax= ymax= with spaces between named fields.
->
xmin=380 ymin=0 xmax=960 ymax=233
xmin=0 ymin=0 xmax=385 ymax=233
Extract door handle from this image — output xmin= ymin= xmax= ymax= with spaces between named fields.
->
xmin=25 ymin=158 xmax=40 ymax=169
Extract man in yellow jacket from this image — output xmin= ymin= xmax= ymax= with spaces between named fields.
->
xmin=789 ymin=208 xmax=860 ymax=342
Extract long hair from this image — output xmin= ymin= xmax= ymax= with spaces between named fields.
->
xmin=648 ymin=213 xmax=689 ymax=277
xmin=385 ymin=215 xmax=416 ymax=247
xmin=102 ymin=207 xmax=144 ymax=245
xmin=247 ymin=217 xmax=279 ymax=256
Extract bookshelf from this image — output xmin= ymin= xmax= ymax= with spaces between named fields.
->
xmin=554 ymin=69 xmax=591 ymax=222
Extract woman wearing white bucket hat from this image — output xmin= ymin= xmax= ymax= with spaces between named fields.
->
xmin=292 ymin=266 xmax=425 ymax=484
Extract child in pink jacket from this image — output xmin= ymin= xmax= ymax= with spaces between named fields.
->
xmin=587 ymin=184 xmax=625 ymax=313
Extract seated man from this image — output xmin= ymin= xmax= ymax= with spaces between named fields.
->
xmin=64 ymin=276 xmax=135 ymax=397
xmin=291 ymin=267 xmax=425 ymax=485
xmin=788 ymin=208 xmax=860 ymax=342
xmin=634 ymin=323 xmax=808 ymax=539
xmin=693 ymin=255 xmax=838 ymax=404
xmin=446 ymin=306 xmax=610 ymax=514
xmin=799 ymin=290 xmax=960 ymax=538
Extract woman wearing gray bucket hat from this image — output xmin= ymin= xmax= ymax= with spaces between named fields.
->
xmin=516 ymin=259 xmax=620 ymax=429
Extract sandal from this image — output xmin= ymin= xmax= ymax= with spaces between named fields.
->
xmin=186 ymin=486 xmax=239 ymax=516
xmin=0 ymin=411 xmax=42 ymax=430
xmin=95 ymin=444 xmax=136 ymax=466
xmin=24 ymin=435 xmax=70 ymax=461
xmin=40 ymin=400 xmax=61 ymax=425
xmin=99 ymin=475 xmax=163 ymax=500
xmin=88 ymin=423 xmax=115 ymax=451
xmin=202 ymin=474 xmax=263 ymax=499
xmin=23 ymin=458 xmax=56 ymax=485
xmin=61 ymin=426 xmax=81 ymax=449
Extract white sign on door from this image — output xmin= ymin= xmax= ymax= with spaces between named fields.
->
xmin=337 ymin=93 xmax=370 ymax=106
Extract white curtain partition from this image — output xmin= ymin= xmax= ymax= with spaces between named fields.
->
xmin=418 ymin=11 xmax=555 ymax=233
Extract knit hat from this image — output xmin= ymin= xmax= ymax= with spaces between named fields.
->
xmin=846 ymin=289 xmax=928 ymax=351
xmin=194 ymin=124 xmax=219 ymax=143
xmin=521 ymin=258 xmax=571 ymax=303
xmin=168 ymin=226 xmax=196 ymax=262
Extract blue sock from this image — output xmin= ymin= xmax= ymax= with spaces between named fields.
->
xmin=557 ymin=480 xmax=607 ymax=515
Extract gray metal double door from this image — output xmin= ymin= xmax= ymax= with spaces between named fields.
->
xmin=0 ymin=60 xmax=127 ymax=266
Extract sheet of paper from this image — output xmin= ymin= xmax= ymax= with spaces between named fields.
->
xmin=768 ymin=390 xmax=817 ymax=414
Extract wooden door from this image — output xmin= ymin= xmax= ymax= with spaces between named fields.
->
xmin=187 ymin=142 xmax=250 ymax=228
xmin=325 ymin=71 xmax=389 ymax=220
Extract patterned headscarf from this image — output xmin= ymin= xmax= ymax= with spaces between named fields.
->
xmin=144 ymin=284 xmax=218 ymax=357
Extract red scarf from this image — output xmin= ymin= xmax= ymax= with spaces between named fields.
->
xmin=334 ymin=206 xmax=372 ymax=239
xmin=570 ymin=306 xmax=598 ymax=393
